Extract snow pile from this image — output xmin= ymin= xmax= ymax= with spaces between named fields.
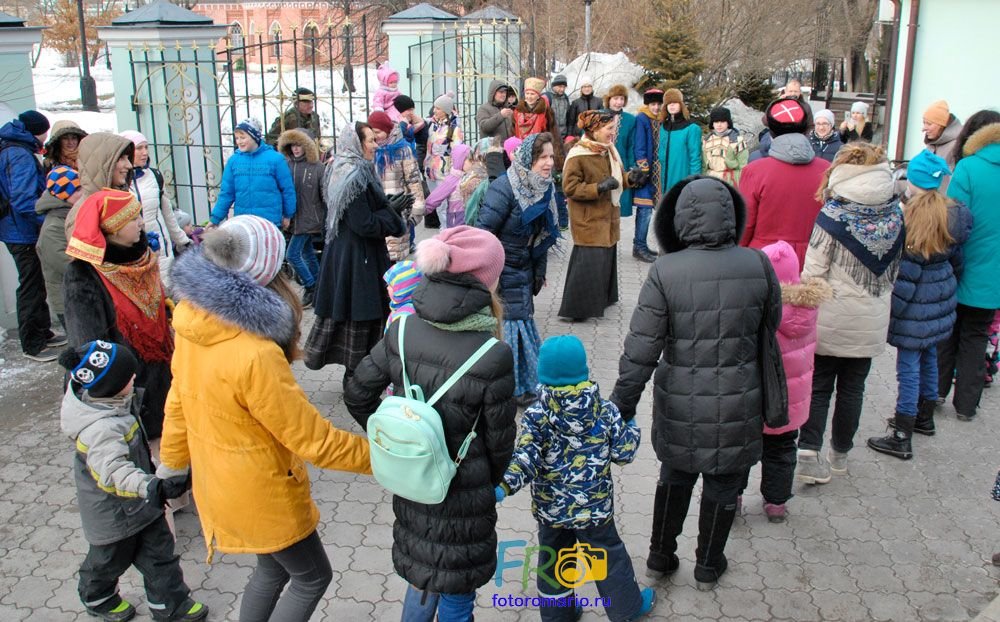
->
xmin=556 ymin=52 xmax=646 ymax=113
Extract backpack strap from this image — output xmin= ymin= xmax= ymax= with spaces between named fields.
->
xmin=396 ymin=315 xmax=424 ymax=402
xmin=427 ymin=336 xmax=498 ymax=407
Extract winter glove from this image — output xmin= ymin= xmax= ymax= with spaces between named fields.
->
xmin=387 ymin=193 xmax=415 ymax=216
xmin=626 ymin=418 xmax=638 ymax=429
xmin=145 ymin=478 xmax=166 ymax=508
xmin=626 ymin=167 xmax=645 ymax=187
xmin=596 ymin=176 xmax=619 ymax=194
xmin=532 ymin=272 xmax=545 ymax=296
xmin=495 ymin=485 xmax=506 ymax=503
xmin=147 ymin=230 xmax=161 ymax=252
xmin=161 ymin=474 xmax=191 ymax=500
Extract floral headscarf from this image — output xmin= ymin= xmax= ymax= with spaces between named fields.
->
xmin=323 ymin=123 xmax=381 ymax=243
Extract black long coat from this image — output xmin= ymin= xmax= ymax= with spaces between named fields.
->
xmin=611 ymin=177 xmax=780 ymax=475
xmin=312 ymin=183 xmax=405 ymax=322
xmin=344 ymin=272 xmax=517 ymax=594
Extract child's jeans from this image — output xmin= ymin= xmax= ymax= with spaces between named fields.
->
xmin=286 ymin=233 xmax=319 ymax=289
xmin=239 ymin=530 xmax=333 ymax=622
xmin=740 ymin=430 xmax=798 ymax=505
xmin=402 ymin=586 xmax=476 ymax=622
xmin=78 ymin=515 xmax=190 ymax=616
xmin=896 ymin=347 xmax=938 ymax=417
xmin=633 ymin=204 xmax=653 ymax=253
xmin=536 ymin=519 xmax=643 ymax=622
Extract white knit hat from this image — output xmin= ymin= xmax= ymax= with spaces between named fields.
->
xmin=203 ymin=215 xmax=286 ymax=286
xmin=851 ymin=101 xmax=869 ymax=115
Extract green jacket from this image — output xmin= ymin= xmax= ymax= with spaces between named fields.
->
xmin=35 ymin=191 xmax=71 ymax=315
xmin=266 ymin=107 xmax=321 ymax=146
xmin=658 ymin=118 xmax=703 ymax=195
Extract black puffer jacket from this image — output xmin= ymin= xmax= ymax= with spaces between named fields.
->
xmin=611 ymin=177 xmax=780 ymax=475
xmin=344 ymin=272 xmax=517 ymax=594
xmin=475 ymin=174 xmax=548 ymax=321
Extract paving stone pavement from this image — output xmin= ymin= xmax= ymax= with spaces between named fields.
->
xmin=1 ymin=216 xmax=998 ymax=621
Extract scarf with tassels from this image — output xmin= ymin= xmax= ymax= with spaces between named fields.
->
xmin=811 ymin=197 xmax=905 ymax=296
xmin=565 ymin=137 xmax=625 ymax=207
xmin=324 ymin=124 xmax=382 ymax=244
xmin=426 ymin=306 xmax=499 ymax=334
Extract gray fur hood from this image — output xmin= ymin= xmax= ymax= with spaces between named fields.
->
xmin=170 ymin=249 xmax=295 ymax=347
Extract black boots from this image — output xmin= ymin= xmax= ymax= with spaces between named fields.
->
xmin=302 ymin=286 xmax=315 ymax=309
xmin=632 ymin=248 xmax=656 ymax=263
xmin=889 ymin=398 xmax=936 ymax=436
xmin=693 ymin=497 xmax=737 ymax=590
xmin=646 ymin=484 xmax=691 ymax=579
xmin=868 ymin=414 xmax=914 ymax=460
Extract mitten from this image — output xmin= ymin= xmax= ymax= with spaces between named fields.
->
xmin=147 ymin=230 xmax=161 ymax=252
xmin=596 ymin=176 xmax=619 ymax=193
xmin=495 ymin=485 xmax=506 ymax=503
xmin=627 ymin=417 xmax=638 ymax=428
xmin=161 ymin=474 xmax=191 ymax=500
xmin=145 ymin=478 xmax=165 ymax=508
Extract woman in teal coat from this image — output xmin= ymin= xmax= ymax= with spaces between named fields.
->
xmin=606 ymin=85 xmax=637 ymax=217
xmin=657 ymin=88 xmax=702 ymax=196
xmin=938 ymin=118 xmax=1000 ymax=421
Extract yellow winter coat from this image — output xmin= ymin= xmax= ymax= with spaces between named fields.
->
xmin=160 ymin=295 xmax=371 ymax=562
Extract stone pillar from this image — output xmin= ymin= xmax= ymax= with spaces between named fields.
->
xmin=99 ymin=1 xmax=228 ymax=223
xmin=0 ymin=12 xmax=45 ymax=330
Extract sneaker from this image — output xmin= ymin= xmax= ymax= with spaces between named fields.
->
xmin=828 ymin=449 xmax=849 ymax=474
xmin=763 ymin=502 xmax=786 ymax=523
xmin=301 ymin=286 xmax=315 ymax=309
xmin=796 ymin=449 xmax=831 ymax=485
xmin=151 ymin=599 xmax=208 ymax=622
xmin=23 ymin=347 xmax=59 ymax=363
xmin=629 ymin=587 xmax=656 ymax=620
xmin=86 ymin=596 xmax=136 ymax=622
xmin=46 ymin=332 xmax=68 ymax=347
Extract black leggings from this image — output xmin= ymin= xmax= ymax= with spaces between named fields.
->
xmin=239 ymin=530 xmax=333 ymax=622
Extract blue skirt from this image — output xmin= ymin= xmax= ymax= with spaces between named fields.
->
xmin=503 ymin=318 xmax=542 ymax=397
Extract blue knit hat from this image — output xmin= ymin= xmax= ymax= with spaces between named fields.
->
xmin=537 ymin=335 xmax=589 ymax=387
xmin=907 ymin=149 xmax=951 ymax=190
xmin=235 ymin=118 xmax=263 ymax=147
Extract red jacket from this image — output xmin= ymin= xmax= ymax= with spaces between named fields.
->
xmin=738 ymin=137 xmax=829 ymax=266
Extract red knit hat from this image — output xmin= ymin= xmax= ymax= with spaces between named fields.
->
xmin=415 ymin=225 xmax=505 ymax=289
xmin=367 ymin=111 xmax=395 ymax=135
xmin=66 ymin=189 xmax=142 ymax=264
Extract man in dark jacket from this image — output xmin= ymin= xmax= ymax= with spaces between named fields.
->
xmin=611 ymin=176 xmax=780 ymax=590
xmin=567 ymin=75 xmax=601 ymax=139
xmin=0 ymin=110 xmax=62 ymax=362
xmin=477 ymin=80 xmax=515 ymax=179
xmin=543 ymin=74 xmax=571 ymax=140
xmin=265 ymin=87 xmax=321 ymax=146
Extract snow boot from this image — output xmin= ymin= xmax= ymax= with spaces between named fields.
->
xmin=890 ymin=398 xmax=936 ymax=436
xmin=302 ymin=285 xmax=315 ymax=309
xmin=693 ymin=497 xmax=737 ymax=590
xmin=645 ymin=483 xmax=690 ymax=579
xmin=868 ymin=414 xmax=914 ymax=460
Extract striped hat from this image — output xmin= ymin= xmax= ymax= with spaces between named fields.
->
xmin=47 ymin=165 xmax=80 ymax=201
xmin=383 ymin=260 xmax=423 ymax=304
xmin=202 ymin=215 xmax=286 ymax=286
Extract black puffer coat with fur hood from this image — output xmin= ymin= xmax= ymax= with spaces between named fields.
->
xmin=611 ymin=176 xmax=781 ymax=475
xmin=278 ymin=129 xmax=326 ymax=235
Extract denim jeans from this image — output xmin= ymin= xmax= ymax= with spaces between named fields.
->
xmin=4 ymin=242 xmax=52 ymax=355
xmin=895 ymin=347 xmax=938 ymax=417
xmin=238 ymin=530 xmax=333 ymax=622
xmin=799 ymin=355 xmax=873 ymax=452
xmin=632 ymin=205 xmax=652 ymax=253
xmin=937 ymin=304 xmax=996 ymax=417
xmin=286 ymin=234 xmax=319 ymax=289
xmin=536 ymin=519 xmax=642 ymax=622
xmin=401 ymin=585 xmax=475 ymax=622
xmin=555 ymin=189 xmax=569 ymax=229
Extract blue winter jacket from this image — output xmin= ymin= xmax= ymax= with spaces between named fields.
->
xmin=475 ymin=174 xmax=550 ymax=322
xmin=888 ymin=202 xmax=974 ymax=350
xmin=502 ymin=382 xmax=639 ymax=529
xmin=948 ymin=125 xmax=1000 ymax=309
xmin=211 ymin=142 xmax=296 ymax=226
xmin=0 ymin=120 xmax=45 ymax=244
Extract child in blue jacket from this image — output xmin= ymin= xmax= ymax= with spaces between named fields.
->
xmin=210 ymin=118 xmax=296 ymax=228
xmin=497 ymin=335 xmax=654 ymax=622
xmin=869 ymin=149 xmax=973 ymax=460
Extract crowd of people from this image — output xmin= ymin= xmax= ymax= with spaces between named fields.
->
xmin=0 ymin=67 xmax=998 ymax=621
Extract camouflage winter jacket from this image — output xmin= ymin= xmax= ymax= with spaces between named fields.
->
xmin=502 ymin=382 xmax=639 ymax=528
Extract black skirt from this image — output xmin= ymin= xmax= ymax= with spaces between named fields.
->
xmin=304 ymin=317 xmax=384 ymax=372
xmin=559 ymin=245 xmax=619 ymax=319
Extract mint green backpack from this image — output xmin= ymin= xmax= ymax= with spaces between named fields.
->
xmin=367 ymin=314 xmax=498 ymax=505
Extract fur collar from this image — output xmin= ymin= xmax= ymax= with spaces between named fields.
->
xmin=170 ymin=249 xmax=295 ymax=346
xmin=782 ymin=277 xmax=833 ymax=308
xmin=278 ymin=129 xmax=320 ymax=163
xmin=963 ymin=123 xmax=1000 ymax=157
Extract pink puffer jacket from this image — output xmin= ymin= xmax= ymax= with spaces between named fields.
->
xmin=762 ymin=241 xmax=832 ymax=435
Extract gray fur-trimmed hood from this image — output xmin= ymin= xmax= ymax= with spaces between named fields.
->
xmin=170 ymin=249 xmax=295 ymax=346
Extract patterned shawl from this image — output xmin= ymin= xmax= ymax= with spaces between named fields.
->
xmin=812 ymin=197 xmax=905 ymax=296
xmin=508 ymin=134 xmax=560 ymax=257
xmin=324 ymin=124 xmax=381 ymax=243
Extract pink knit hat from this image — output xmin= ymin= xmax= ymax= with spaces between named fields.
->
xmin=762 ymin=240 xmax=800 ymax=285
xmin=120 ymin=130 xmax=148 ymax=146
xmin=202 ymin=215 xmax=286 ymax=286
xmin=503 ymin=136 xmax=522 ymax=161
xmin=416 ymin=225 xmax=505 ymax=289
xmin=450 ymin=143 xmax=471 ymax=172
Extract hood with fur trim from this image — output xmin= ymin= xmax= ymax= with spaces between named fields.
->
xmin=962 ymin=122 xmax=1000 ymax=159
xmin=278 ymin=129 xmax=320 ymax=163
xmin=654 ymin=176 xmax=746 ymax=253
xmin=780 ymin=277 xmax=833 ymax=340
xmin=170 ymin=248 xmax=295 ymax=348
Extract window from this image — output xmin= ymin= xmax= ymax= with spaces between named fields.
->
xmin=271 ymin=22 xmax=283 ymax=58
xmin=229 ymin=22 xmax=244 ymax=49
xmin=304 ymin=22 xmax=320 ymax=62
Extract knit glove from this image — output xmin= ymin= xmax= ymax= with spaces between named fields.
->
xmin=387 ymin=193 xmax=414 ymax=216
xmin=145 ymin=478 xmax=166 ymax=508
xmin=596 ymin=176 xmax=619 ymax=193
xmin=495 ymin=485 xmax=506 ymax=503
